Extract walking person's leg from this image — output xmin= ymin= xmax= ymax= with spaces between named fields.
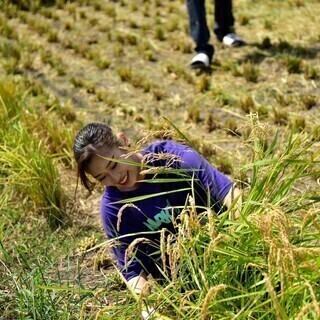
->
xmin=186 ymin=0 xmax=214 ymax=69
xmin=214 ymin=0 xmax=234 ymax=41
xmin=214 ymin=0 xmax=245 ymax=47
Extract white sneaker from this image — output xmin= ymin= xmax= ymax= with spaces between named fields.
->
xmin=222 ymin=33 xmax=246 ymax=47
xmin=189 ymin=52 xmax=210 ymax=70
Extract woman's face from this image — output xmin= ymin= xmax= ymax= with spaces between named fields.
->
xmin=87 ymin=145 xmax=144 ymax=192
xmin=86 ymin=133 xmax=144 ymax=192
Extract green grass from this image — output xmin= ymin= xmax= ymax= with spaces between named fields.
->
xmin=93 ymin=120 xmax=320 ymax=319
xmin=0 ymin=216 xmax=95 ymax=319
xmin=0 ymin=0 xmax=319 ymax=318
xmin=0 ymin=77 xmax=97 ymax=318
xmin=70 ymin=117 xmax=319 ymax=319
xmin=0 ymin=83 xmax=67 ymax=228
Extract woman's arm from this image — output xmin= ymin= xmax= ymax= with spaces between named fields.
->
xmin=223 ymin=186 xmax=242 ymax=219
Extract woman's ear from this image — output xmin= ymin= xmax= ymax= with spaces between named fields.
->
xmin=117 ymin=133 xmax=130 ymax=146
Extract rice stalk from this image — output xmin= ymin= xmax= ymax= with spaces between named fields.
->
xmin=0 ymin=121 xmax=66 ymax=229
xmin=125 ymin=119 xmax=320 ymax=319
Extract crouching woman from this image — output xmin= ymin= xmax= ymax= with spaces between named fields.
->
xmin=73 ymin=123 xmax=241 ymax=295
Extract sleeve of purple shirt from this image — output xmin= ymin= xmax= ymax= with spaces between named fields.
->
xmin=178 ymin=144 xmax=233 ymax=204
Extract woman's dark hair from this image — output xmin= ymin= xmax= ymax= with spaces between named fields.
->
xmin=73 ymin=123 xmax=122 ymax=192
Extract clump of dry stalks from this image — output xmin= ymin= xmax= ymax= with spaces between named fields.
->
xmin=93 ymin=117 xmax=320 ymax=319
xmin=139 ymin=118 xmax=319 ymax=318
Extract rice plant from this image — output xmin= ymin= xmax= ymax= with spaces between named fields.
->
xmin=155 ymin=26 xmax=166 ymax=41
xmin=238 ymin=14 xmax=250 ymax=26
xmin=242 ymin=61 xmax=260 ymax=82
xmin=185 ymin=104 xmax=201 ymax=124
xmin=272 ymin=106 xmax=288 ymax=125
xmin=260 ymin=36 xmax=272 ymax=49
xmin=226 ymin=118 xmax=240 ymax=136
xmin=90 ymin=119 xmax=320 ymax=319
xmin=47 ymin=29 xmax=59 ymax=43
xmin=0 ymin=81 xmax=23 ymax=129
xmin=205 ymin=113 xmax=221 ymax=132
xmin=239 ymin=95 xmax=256 ymax=114
xmin=304 ymin=63 xmax=319 ymax=80
xmin=197 ymin=75 xmax=211 ymax=92
xmin=0 ymin=126 xmax=66 ymax=228
xmin=285 ymin=55 xmax=303 ymax=74
xmin=299 ymin=94 xmax=317 ymax=110
xmin=94 ymin=56 xmax=111 ymax=69
xmin=275 ymin=91 xmax=292 ymax=107
xmin=29 ymin=112 xmax=77 ymax=167
xmin=0 ymin=81 xmax=68 ymax=228
xmin=118 ymin=66 xmax=133 ymax=82
xmin=290 ymin=115 xmax=306 ymax=133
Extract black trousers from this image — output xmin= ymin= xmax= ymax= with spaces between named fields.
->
xmin=186 ymin=0 xmax=235 ymax=58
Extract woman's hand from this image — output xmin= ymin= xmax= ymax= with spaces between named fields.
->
xmin=141 ymin=307 xmax=155 ymax=320
xmin=127 ymin=273 xmax=148 ymax=294
xmin=223 ymin=186 xmax=242 ymax=219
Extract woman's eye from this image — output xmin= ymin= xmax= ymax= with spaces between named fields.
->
xmin=98 ymin=176 xmax=106 ymax=182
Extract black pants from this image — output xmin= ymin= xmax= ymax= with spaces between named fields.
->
xmin=186 ymin=0 xmax=235 ymax=59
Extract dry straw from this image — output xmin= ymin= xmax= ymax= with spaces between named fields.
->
xmin=117 ymin=203 xmax=144 ymax=231
xmin=125 ymin=237 xmax=153 ymax=261
xmin=203 ymin=234 xmax=223 ymax=271
xmin=140 ymin=166 xmax=174 ymax=176
xmin=251 ymin=205 xmax=298 ymax=281
xmin=297 ymin=303 xmax=316 ymax=320
xmin=167 ymin=233 xmax=180 ymax=281
xmin=138 ymin=280 xmax=154 ymax=317
xmin=160 ymin=228 xmax=168 ymax=275
xmin=263 ymin=273 xmax=283 ymax=320
xmin=305 ymin=280 xmax=320 ymax=317
xmin=200 ymin=284 xmax=227 ymax=320
xmin=142 ymin=152 xmax=182 ymax=167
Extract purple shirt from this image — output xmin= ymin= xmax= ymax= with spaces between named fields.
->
xmin=100 ymin=141 xmax=232 ymax=280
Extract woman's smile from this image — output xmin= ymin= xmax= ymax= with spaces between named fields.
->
xmin=87 ymin=146 xmax=144 ymax=192
xmin=119 ymin=172 xmax=129 ymax=186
